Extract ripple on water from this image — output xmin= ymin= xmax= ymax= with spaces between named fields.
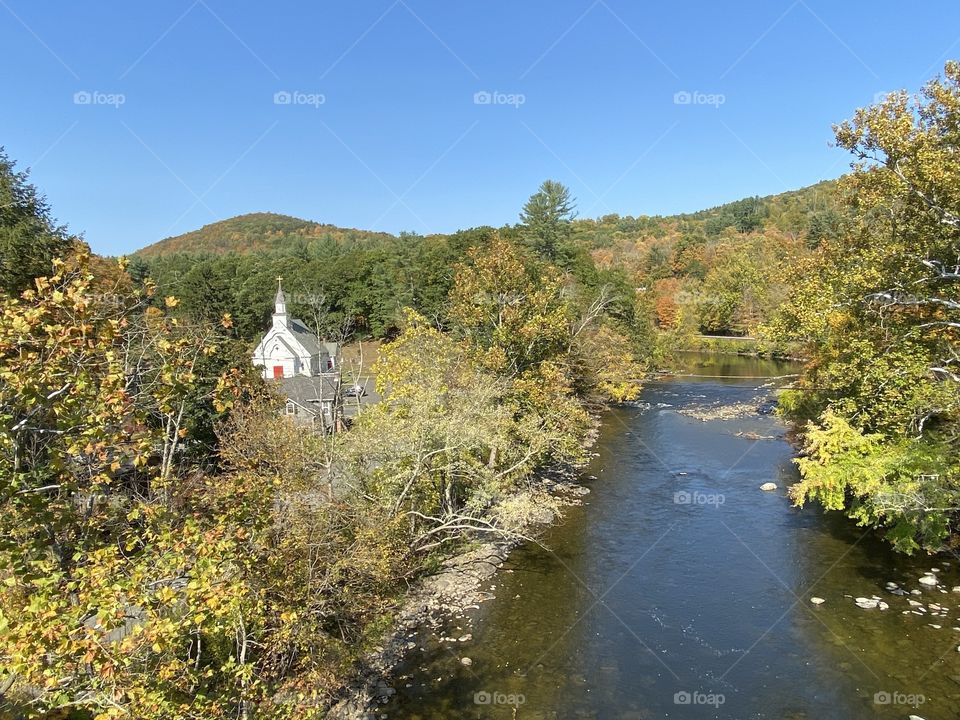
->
xmin=386 ymin=357 xmax=960 ymax=720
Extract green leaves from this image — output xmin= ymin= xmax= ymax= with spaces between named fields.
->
xmin=792 ymin=412 xmax=958 ymax=553
xmin=779 ymin=62 xmax=960 ymax=553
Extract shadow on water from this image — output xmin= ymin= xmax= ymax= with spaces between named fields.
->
xmin=386 ymin=355 xmax=960 ymax=719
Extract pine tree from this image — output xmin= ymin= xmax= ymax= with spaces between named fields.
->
xmin=0 ymin=149 xmax=73 ymax=296
xmin=519 ymin=180 xmax=577 ymax=262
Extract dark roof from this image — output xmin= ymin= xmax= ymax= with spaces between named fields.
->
xmin=280 ymin=374 xmax=340 ymax=415
xmin=287 ymin=319 xmax=323 ymax=355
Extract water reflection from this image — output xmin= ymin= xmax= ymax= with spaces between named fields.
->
xmin=389 ymin=356 xmax=960 ymax=719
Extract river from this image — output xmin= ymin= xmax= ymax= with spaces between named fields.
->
xmin=385 ymin=354 xmax=960 ymax=719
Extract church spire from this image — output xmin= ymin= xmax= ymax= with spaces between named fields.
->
xmin=275 ymin=276 xmax=286 ymax=313
xmin=273 ymin=276 xmax=287 ymax=324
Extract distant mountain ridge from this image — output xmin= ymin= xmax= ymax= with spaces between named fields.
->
xmin=135 ymin=180 xmax=841 ymax=258
xmin=135 ymin=212 xmax=397 ymax=258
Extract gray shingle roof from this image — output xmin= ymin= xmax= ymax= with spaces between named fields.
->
xmin=280 ymin=374 xmax=340 ymax=415
xmin=288 ymin=319 xmax=322 ymax=355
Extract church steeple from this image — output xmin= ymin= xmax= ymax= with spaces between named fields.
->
xmin=273 ymin=276 xmax=287 ymax=325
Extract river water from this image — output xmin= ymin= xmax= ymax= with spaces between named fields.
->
xmin=386 ymin=354 xmax=960 ymax=719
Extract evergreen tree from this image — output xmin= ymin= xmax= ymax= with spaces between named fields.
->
xmin=519 ymin=180 xmax=577 ymax=262
xmin=0 ymin=148 xmax=73 ymax=296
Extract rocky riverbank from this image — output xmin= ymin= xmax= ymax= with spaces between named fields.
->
xmin=326 ymin=435 xmax=597 ymax=719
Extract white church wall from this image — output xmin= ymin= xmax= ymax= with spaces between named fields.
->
xmin=253 ymin=280 xmax=334 ymax=380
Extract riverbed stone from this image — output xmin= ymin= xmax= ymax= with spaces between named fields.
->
xmin=855 ymin=597 xmax=878 ymax=609
xmin=919 ymin=575 xmax=938 ymax=586
xmin=759 ymin=482 xmax=777 ymax=491
xmin=810 ymin=597 xmax=825 ymax=605
xmin=460 ymin=657 xmax=472 ymax=666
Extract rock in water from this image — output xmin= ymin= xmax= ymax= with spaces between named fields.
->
xmin=810 ymin=597 xmax=825 ymax=605
xmin=855 ymin=597 xmax=878 ymax=609
xmin=461 ymin=657 xmax=472 ymax=666
xmin=919 ymin=575 xmax=938 ymax=586
xmin=759 ymin=482 xmax=777 ymax=492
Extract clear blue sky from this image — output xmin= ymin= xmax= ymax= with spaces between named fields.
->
xmin=3 ymin=1 xmax=958 ymax=255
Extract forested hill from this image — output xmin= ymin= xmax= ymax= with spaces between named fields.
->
xmin=136 ymin=212 xmax=398 ymax=257
xmin=130 ymin=179 xmax=843 ymax=342
xmin=136 ymin=182 xmax=840 ymax=259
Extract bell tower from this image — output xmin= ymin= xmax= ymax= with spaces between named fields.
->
xmin=273 ymin=276 xmax=288 ymax=327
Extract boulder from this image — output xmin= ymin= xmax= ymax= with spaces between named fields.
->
xmin=759 ymin=482 xmax=778 ymax=492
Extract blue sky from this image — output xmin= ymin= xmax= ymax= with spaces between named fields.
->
xmin=2 ymin=1 xmax=959 ymax=255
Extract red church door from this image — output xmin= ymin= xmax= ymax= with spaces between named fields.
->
xmin=273 ymin=365 xmax=284 ymax=379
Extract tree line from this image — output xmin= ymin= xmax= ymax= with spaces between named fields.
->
xmin=134 ymin=179 xmax=842 ymax=350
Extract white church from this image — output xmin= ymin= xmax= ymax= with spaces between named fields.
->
xmin=252 ymin=279 xmax=342 ymax=430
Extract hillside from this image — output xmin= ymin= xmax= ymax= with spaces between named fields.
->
xmin=132 ymin=179 xmax=843 ymax=342
xmin=135 ymin=182 xmax=841 ymax=259
xmin=136 ymin=212 xmax=398 ymax=257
